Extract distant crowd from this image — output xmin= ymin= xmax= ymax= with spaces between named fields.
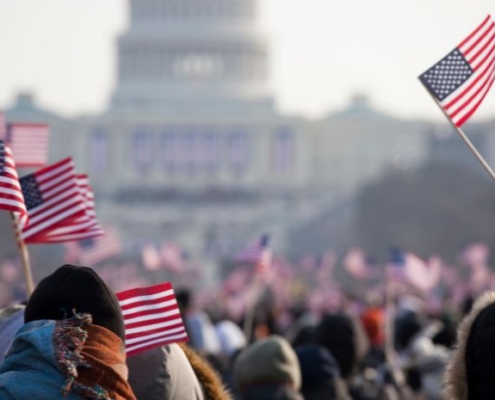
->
xmin=0 ymin=252 xmax=493 ymax=399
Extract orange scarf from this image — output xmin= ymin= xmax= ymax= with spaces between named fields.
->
xmin=77 ymin=324 xmax=136 ymax=400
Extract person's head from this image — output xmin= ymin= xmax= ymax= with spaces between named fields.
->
xmin=24 ymin=264 xmax=125 ymax=341
xmin=444 ymin=291 xmax=495 ymax=400
xmin=316 ymin=313 xmax=369 ymax=380
xmin=296 ymin=344 xmax=346 ymax=400
xmin=234 ymin=335 xmax=301 ymax=394
xmin=176 ymin=288 xmax=192 ymax=314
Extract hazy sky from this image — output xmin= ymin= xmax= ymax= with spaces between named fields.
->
xmin=1 ymin=0 xmax=495 ymax=121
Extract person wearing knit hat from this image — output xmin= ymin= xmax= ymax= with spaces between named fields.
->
xmin=0 ymin=264 xmax=136 ymax=400
xmin=233 ymin=335 xmax=303 ymax=400
xmin=24 ymin=264 xmax=125 ymax=340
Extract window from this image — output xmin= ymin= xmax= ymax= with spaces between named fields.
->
xmin=182 ymin=129 xmax=196 ymax=175
xmin=88 ymin=128 xmax=110 ymax=175
xmin=204 ymin=130 xmax=219 ymax=174
xmin=272 ymin=129 xmax=295 ymax=175
xmin=162 ymin=130 xmax=177 ymax=174
xmin=133 ymin=128 xmax=154 ymax=173
xmin=228 ymin=129 xmax=249 ymax=175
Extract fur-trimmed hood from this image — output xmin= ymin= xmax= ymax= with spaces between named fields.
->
xmin=444 ymin=291 xmax=495 ymax=400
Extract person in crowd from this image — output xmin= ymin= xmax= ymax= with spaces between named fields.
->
xmin=215 ymin=319 xmax=247 ymax=391
xmin=394 ymin=298 xmax=425 ymax=395
xmin=285 ymin=304 xmax=318 ymax=348
xmin=234 ymin=335 xmax=303 ymax=400
xmin=0 ymin=264 xmax=136 ymax=400
xmin=177 ymin=288 xmax=221 ymax=355
xmin=127 ymin=342 xmax=232 ymax=400
xmin=361 ymin=307 xmax=386 ymax=370
xmin=444 ymin=291 xmax=495 ymax=400
xmin=409 ymin=335 xmax=449 ymax=400
xmin=315 ymin=313 xmax=369 ymax=383
xmin=296 ymin=344 xmax=351 ymax=400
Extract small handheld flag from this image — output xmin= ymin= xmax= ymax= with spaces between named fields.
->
xmin=235 ymin=234 xmax=272 ymax=274
xmin=419 ymin=15 xmax=495 ymax=184
xmin=386 ymin=247 xmax=438 ymax=292
xmin=117 ymin=282 xmax=188 ymax=356
xmin=19 ymin=158 xmax=86 ymax=242
xmin=419 ymin=15 xmax=495 ymax=127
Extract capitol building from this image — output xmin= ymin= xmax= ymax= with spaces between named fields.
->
xmin=5 ymin=0 xmax=441 ymax=271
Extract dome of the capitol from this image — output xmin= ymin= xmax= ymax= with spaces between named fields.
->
xmin=110 ymin=0 xmax=273 ymax=114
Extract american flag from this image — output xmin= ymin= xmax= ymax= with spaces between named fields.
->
xmin=386 ymin=248 xmax=438 ymax=292
xmin=0 ymin=140 xmax=28 ymax=222
xmin=116 ymin=282 xmax=188 ymax=356
xmin=160 ymin=243 xmax=185 ymax=274
xmin=39 ymin=175 xmax=104 ymax=242
xmin=234 ymin=234 xmax=272 ymax=274
xmin=343 ymin=247 xmax=374 ymax=280
xmin=20 ymin=158 xmax=86 ymax=242
xmin=4 ymin=123 xmax=50 ymax=168
xmin=65 ymin=229 xmax=122 ymax=266
xmin=419 ymin=15 xmax=495 ymax=127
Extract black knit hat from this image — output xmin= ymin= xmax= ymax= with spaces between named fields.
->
xmin=24 ymin=264 xmax=125 ymax=341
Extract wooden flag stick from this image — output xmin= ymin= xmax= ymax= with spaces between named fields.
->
xmin=10 ymin=213 xmax=34 ymax=296
xmin=427 ymin=92 xmax=495 ymax=184
xmin=243 ymin=273 xmax=264 ymax=343
xmin=384 ymin=277 xmax=395 ymax=364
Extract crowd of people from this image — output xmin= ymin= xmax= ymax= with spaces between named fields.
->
xmin=0 ymin=255 xmax=493 ymax=399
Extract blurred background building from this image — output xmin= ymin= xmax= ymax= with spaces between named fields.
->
xmin=4 ymin=0 xmax=495 ymax=274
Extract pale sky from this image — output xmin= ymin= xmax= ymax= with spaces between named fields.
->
xmin=1 ymin=0 xmax=495 ymax=121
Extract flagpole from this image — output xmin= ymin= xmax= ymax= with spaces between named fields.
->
xmin=426 ymin=90 xmax=495 ymax=184
xmin=384 ymin=273 xmax=395 ymax=365
xmin=243 ymin=275 xmax=260 ymax=343
xmin=10 ymin=213 xmax=34 ymax=296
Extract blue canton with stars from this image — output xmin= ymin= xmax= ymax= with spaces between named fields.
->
xmin=419 ymin=48 xmax=473 ymax=101
xmin=0 ymin=141 xmax=5 ymax=175
xmin=20 ymin=174 xmax=44 ymax=210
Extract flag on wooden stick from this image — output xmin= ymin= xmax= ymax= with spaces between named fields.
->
xmin=117 ymin=282 xmax=188 ymax=355
xmin=386 ymin=248 xmax=440 ymax=292
xmin=19 ymin=158 xmax=86 ymax=242
xmin=235 ymin=234 xmax=272 ymax=274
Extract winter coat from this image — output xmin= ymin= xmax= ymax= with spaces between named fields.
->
xmin=444 ymin=291 xmax=495 ymax=400
xmin=296 ymin=344 xmax=351 ymax=400
xmin=127 ymin=343 xmax=231 ymax=400
xmin=0 ymin=313 xmax=136 ymax=400
xmin=0 ymin=305 xmax=24 ymax=365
